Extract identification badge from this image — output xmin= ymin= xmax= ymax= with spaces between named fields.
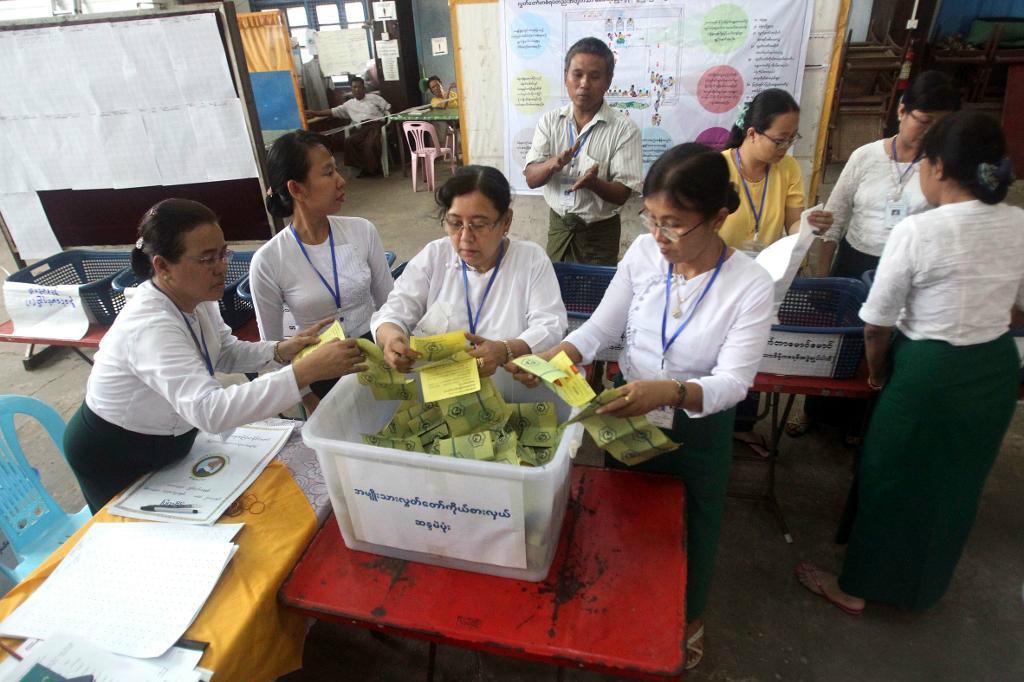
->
xmin=647 ymin=406 xmax=675 ymax=429
xmin=884 ymin=197 xmax=909 ymax=229
xmin=559 ymin=173 xmax=575 ymax=209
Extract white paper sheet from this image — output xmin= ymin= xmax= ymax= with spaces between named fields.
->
xmin=109 ymin=422 xmax=294 ymax=524
xmin=0 ymin=193 xmax=62 ymax=261
xmin=63 ymin=22 xmax=134 ymax=113
xmin=4 ymin=116 xmax=71 ymax=192
xmin=11 ymin=28 xmax=85 ymax=117
xmin=0 ymin=33 xmax=29 ymax=118
xmin=60 ymin=113 xmax=114 ymax=190
xmin=112 ymin=19 xmax=185 ymax=110
xmin=755 ymin=203 xmax=820 ymax=320
xmin=164 ymin=14 xmax=237 ymax=105
xmin=3 ymin=281 xmax=90 ymax=341
xmin=381 ymin=56 xmax=400 ymax=81
xmin=95 ymin=112 xmax=164 ymax=189
xmin=339 ymin=458 xmax=528 ymax=569
xmin=142 ymin=106 xmax=209 ymax=186
xmin=0 ymin=527 xmax=237 ymax=658
xmin=317 ymin=29 xmax=372 ymax=76
xmin=375 ymin=39 xmax=399 ymax=58
xmin=187 ymin=100 xmax=259 ymax=182
xmin=0 ymin=124 xmax=30 ymax=194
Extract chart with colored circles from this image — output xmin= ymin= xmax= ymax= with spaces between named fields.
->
xmin=501 ymin=0 xmax=813 ymax=190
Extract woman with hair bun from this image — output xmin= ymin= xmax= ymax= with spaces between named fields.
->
xmin=372 ymin=165 xmax=566 ymax=390
xmin=511 ymin=143 xmax=775 ymax=670
xmin=63 ymin=199 xmax=367 ymax=512
xmin=250 ymin=130 xmax=393 ymax=400
xmin=796 ymin=111 xmax=1024 ymax=614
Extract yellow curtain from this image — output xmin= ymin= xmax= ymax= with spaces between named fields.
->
xmin=237 ymin=11 xmax=292 ymax=73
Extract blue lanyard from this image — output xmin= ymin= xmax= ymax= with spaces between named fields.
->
xmin=179 ymin=308 xmax=214 ymax=376
xmin=567 ymin=119 xmax=594 ymax=161
xmin=291 ymin=226 xmax=341 ymax=310
xmin=461 ymin=241 xmax=506 ymax=336
xmin=661 ymin=245 xmax=727 ymax=366
xmin=734 ymin=149 xmax=769 ymax=237
xmin=890 ymin=136 xmax=922 ymax=186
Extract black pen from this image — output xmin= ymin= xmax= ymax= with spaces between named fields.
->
xmin=140 ymin=504 xmax=199 ymax=513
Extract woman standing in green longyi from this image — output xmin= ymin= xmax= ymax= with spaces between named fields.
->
xmin=796 ymin=111 xmax=1024 ymax=614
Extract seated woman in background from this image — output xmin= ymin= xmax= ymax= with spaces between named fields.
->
xmin=427 ymin=75 xmax=458 ymax=109
xmin=250 ymin=131 xmax=393 ymax=405
xmin=813 ymin=71 xmax=961 ymax=277
xmin=64 ymin=199 xmax=368 ymax=512
xmin=796 ymin=112 xmax=1023 ymax=615
xmin=371 ymin=165 xmax=566 ymax=388
xmin=512 ymin=144 xmax=774 ymax=670
xmin=719 ymin=88 xmax=829 ymax=254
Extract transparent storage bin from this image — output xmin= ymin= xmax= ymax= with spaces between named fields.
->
xmin=303 ymin=374 xmax=583 ymax=581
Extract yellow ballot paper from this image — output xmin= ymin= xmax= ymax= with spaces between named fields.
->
xmin=410 ymin=331 xmax=468 ymax=362
xmin=548 ymin=351 xmax=597 ymax=406
xmin=420 ymin=356 xmax=481 ymax=402
xmin=293 ymin=320 xmax=346 ymax=362
xmin=512 ymin=353 xmax=596 ymax=407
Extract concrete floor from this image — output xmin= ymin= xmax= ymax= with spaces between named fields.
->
xmin=2 ymin=164 xmax=1023 ymax=681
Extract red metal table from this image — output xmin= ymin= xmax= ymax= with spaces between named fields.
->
xmin=280 ymin=466 xmax=688 ymax=680
xmin=0 ymin=317 xmax=260 ymax=370
xmin=746 ymin=370 xmax=876 ymax=544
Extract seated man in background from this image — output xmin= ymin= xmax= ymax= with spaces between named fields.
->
xmin=426 ymin=75 xmax=458 ymax=109
xmin=306 ymin=76 xmax=391 ymax=177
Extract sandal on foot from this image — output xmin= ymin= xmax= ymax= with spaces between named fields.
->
xmin=795 ymin=561 xmax=864 ymax=615
xmin=785 ymin=413 xmax=813 ymax=438
xmin=734 ymin=433 xmax=771 ymax=459
xmin=684 ymin=624 xmax=705 ymax=670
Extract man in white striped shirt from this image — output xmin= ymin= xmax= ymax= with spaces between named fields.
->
xmin=525 ymin=37 xmax=643 ymax=265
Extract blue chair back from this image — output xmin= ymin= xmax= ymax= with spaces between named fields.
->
xmin=384 ymin=251 xmax=396 ymax=267
xmin=0 ymin=396 xmax=91 ymax=584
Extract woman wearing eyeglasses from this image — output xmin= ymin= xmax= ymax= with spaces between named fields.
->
xmin=510 ymin=144 xmax=774 ymax=670
xmin=813 ymin=71 xmax=961 ymax=278
xmin=63 ymin=199 xmax=367 ymax=512
xmin=371 ymin=165 xmax=567 ymax=385
xmin=719 ymin=88 xmax=824 ymax=254
xmin=250 ymin=131 xmax=394 ymax=403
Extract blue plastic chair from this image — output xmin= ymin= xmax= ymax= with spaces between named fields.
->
xmin=384 ymin=250 xmax=396 ymax=267
xmin=0 ymin=396 xmax=91 ymax=586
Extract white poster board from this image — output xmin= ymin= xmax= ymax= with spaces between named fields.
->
xmin=500 ymin=0 xmax=813 ymax=192
xmin=2 ymin=281 xmax=89 ymax=340
xmin=339 ymin=458 xmax=528 ymax=569
xmin=317 ymin=28 xmax=372 ymax=76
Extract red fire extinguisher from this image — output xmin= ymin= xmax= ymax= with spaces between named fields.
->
xmin=896 ymin=45 xmax=915 ymax=90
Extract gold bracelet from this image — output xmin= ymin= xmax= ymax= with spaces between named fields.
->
xmin=273 ymin=341 xmax=285 ymax=364
xmin=673 ymin=379 xmax=687 ymax=408
xmin=501 ymin=340 xmax=514 ymax=364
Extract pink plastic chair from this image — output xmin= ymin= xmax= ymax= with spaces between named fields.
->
xmin=402 ymin=121 xmax=456 ymax=192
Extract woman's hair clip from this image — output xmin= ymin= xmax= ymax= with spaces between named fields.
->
xmin=735 ymin=103 xmax=749 ymax=131
xmin=135 ymin=237 xmax=144 ymax=249
xmin=265 ymin=187 xmax=275 ymax=198
xmin=977 ymin=158 xmax=1015 ymax=191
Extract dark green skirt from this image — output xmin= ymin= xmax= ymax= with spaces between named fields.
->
xmin=605 ymin=407 xmax=735 ymax=621
xmin=838 ymin=333 xmax=1020 ymax=609
xmin=64 ymin=402 xmax=198 ymax=513
xmin=546 ymin=209 xmax=620 ymax=265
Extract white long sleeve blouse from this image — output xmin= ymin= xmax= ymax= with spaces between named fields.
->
xmin=564 ymin=235 xmax=774 ymax=418
xmin=249 ymin=216 xmax=393 ymax=340
xmin=86 ymin=281 xmax=301 ymax=436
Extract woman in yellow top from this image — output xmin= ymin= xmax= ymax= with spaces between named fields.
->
xmin=427 ymin=75 xmax=458 ymax=109
xmin=720 ymin=88 xmax=809 ymax=253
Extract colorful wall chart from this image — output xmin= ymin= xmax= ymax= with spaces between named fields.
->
xmin=501 ymin=0 xmax=813 ymax=193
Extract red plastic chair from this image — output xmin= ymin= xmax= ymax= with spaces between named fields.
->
xmin=402 ymin=121 xmax=455 ymax=192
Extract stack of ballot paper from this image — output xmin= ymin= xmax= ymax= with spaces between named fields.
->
xmin=108 ymin=421 xmax=293 ymax=524
xmin=0 ymin=523 xmax=243 ymax=679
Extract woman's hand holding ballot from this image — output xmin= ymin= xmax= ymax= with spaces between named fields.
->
xmin=289 ymin=318 xmax=368 ymax=388
xmin=376 ymin=322 xmax=421 ymax=373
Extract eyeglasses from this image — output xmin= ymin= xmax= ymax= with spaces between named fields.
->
xmin=759 ymin=131 xmax=802 ymax=150
xmin=184 ymin=248 xmax=233 ymax=268
xmin=639 ymin=210 xmax=705 ymax=243
xmin=441 ymin=215 xmax=504 ymax=236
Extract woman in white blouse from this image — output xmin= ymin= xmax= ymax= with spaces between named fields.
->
xmin=372 ymin=166 xmax=567 ymax=390
xmin=64 ymin=199 xmax=367 ymax=512
xmin=814 ymin=71 xmax=960 ymax=278
xmin=250 ymin=130 xmax=393 ymax=401
xmin=796 ymin=112 xmax=1023 ymax=614
xmin=513 ymin=144 xmax=774 ymax=670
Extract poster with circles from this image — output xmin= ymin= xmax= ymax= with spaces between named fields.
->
xmin=500 ymin=0 xmax=813 ymax=192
